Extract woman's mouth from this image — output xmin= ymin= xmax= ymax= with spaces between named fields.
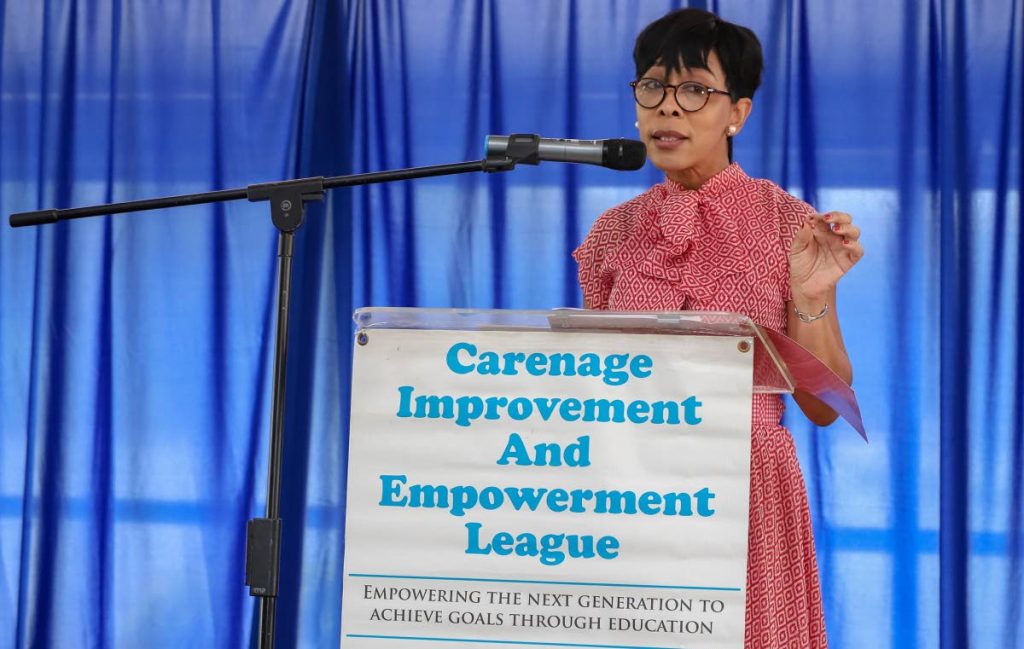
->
xmin=651 ymin=130 xmax=688 ymax=149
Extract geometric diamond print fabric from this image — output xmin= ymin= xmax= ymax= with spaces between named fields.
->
xmin=574 ymin=163 xmax=828 ymax=647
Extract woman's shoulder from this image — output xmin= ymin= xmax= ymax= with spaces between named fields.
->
xmin=592 ymin=183 xmax=665 ymax=228
xmin=734 ymin=172 xmax=817 ymax=254
xmin=574 ymin=184 xmax=663 ymax=268
xmin=747 ymin=175 xmax=817 ymax=219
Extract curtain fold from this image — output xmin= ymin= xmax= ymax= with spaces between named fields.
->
xmin=1 ymin=1 xmax=1021 ymax=647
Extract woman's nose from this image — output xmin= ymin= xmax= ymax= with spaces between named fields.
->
xmin=657 ymin=90 xmax=680 ymax=116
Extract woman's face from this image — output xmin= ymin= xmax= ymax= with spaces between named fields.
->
xmin=635 ymin=51 xmax=751 ymax=187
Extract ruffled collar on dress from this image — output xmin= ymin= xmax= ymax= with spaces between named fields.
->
xmin=604 ymin=162 xmax=757 ymax=305
xmin=647 ymin=162 xmax=753 ymax=264
xmin=661 ymin=162 xmax=750 ymax=199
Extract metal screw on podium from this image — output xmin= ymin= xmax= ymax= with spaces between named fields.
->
xmin=357 ymin=332 xmax=369 ymax=346
xmin=737 ymin=340 xmax=751 ymax=353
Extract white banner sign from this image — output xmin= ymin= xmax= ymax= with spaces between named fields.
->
xmin=341 ymin=328 xmax=753 ymax=649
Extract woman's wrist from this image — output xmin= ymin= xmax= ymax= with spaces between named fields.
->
xmin=793 ymin=302 xmax=829 ymax=323
xmin=790 ymin=285 xmax=830 ymax=314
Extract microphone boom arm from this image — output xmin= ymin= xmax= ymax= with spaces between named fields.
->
xmin=5 ymin=153 xmax=519 ymax=649
xmin=9 ymin=158 xmax=518 ymax=228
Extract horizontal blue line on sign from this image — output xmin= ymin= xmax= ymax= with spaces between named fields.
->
xmin=348 ymin=573 xmax=741 ymax=592
xmin=345 ymin=633 xmax=686 ymax=649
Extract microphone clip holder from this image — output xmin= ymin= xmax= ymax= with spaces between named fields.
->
xmin=486 ymin=133 xmax=541 ymax=166
xmin=248 ymin=177 xmax=326 ymax=232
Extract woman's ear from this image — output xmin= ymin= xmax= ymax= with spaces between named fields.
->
xmin=729 ymin=98 xmax=753 ymax=135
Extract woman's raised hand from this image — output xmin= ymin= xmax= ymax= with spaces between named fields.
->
xmin=788 ymin=211 xmax=864 ymax=302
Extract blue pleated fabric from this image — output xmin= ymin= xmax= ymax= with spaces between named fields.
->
xmin=1 ymin=1 xmax=1021 ymax=647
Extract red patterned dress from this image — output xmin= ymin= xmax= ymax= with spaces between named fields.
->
xmin=574 ymin=162 xmax=828 ymax=648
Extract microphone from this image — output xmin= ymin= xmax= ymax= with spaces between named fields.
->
xmin=485 ymin=134 xmax=646 ymax=171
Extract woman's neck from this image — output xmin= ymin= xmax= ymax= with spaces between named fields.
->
xmin=667 ymin=156 xmax=731 ymax=190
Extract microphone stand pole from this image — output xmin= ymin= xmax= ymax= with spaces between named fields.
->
xmin=9 ymin=155 xmax=521 ymax=649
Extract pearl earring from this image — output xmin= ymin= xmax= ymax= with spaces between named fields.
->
xmin=634 ymin=121 xmax=639 ymax=129
xmin=727 ymin=125 xmax=737 ymax=136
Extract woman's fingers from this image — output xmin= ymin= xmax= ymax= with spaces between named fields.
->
xmin=822 ymin=211 xmax=852 ymax=225
xmin=799 ymin=212 xmax=866 ymax=266
xmin=791 ymin=219 xmax=815 ymax=253
xmin=819 ymin=211 xmax=860 ymax=241
xmin=813 ymin=211 xmax=865 ymax=267
xmin=842 ymin=239 xmax=865 ymax=264
xmin=831 ymin=223 xmax=861 ymax=240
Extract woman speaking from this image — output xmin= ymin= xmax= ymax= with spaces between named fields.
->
xmin=575 ymin=9 xmax=863 ymax=647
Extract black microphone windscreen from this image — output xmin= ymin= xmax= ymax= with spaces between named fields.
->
xmin=603 ymin=139 xmax=647 ymax=171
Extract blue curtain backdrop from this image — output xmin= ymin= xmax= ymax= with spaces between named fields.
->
xmin=0 ymin=1 xmax=1021 ymax=648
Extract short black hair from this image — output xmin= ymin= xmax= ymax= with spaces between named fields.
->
xmin=633 ymin=8 xmax=763 ymax=101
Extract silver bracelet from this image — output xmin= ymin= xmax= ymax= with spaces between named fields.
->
xmin=794 ymin=302 xmax=829 ymax=323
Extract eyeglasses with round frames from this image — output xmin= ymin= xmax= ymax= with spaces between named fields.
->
xmin=629 ymin=77 xmax=732 ymax=113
